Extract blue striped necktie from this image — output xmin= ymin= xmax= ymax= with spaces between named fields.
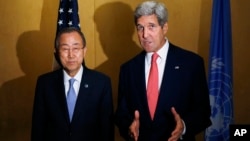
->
xmin=67 ymin=78 xmax=76 ymax=122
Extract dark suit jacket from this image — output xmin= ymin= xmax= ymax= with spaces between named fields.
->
xmin=115 ymin=43 xmax=211 ymax=141
xmin=31 ymin=66 xmax=114 ymax=141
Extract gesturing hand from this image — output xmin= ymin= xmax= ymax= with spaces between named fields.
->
xmin=168 ymin=107 xmax=184 ymax=141
xmin=129 ymin=110 xmax=140 ymax=141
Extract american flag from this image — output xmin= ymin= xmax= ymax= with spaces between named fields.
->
xmin=53 ymin=0 xmax=81 ymax=69
xmin=56 ymin=0 xmax=81 ymax=34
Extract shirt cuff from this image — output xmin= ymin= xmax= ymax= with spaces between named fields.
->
xmin=180 ymin=120 xmax=186 ymax=140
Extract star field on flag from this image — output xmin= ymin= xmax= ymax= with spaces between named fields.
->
xmin=53 ymin=0 xmax=81 ymax=70
xmin=56 ymin=0 xmax=81 ymax=34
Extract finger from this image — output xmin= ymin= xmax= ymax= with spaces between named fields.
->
xmin=134 ymin=110 xmax=140 ymax=130
xmin=168 ymin=134 xmax=179 ymax=141
xmin=134 ymin=110 xmax=140 ymax=121
xmin=171 ymin=128 xmax=181 ymax=138
xmin=171 ymin=107 xmax=180 ymax=120
xmin=169 ymin=107 xmax=184 ymax=141
xmin=134 ymin=110 xmax=140 ymax=140
xmin=169 ymin=128 xmax=180 ymax=141
xmin=171 ymin=107 xmax=183 ymax=127
xmin=132 ymin=129 xmax=139 ymax=141
xmin=172 ymin=107 xmax=184 ymax=128
xmin=134 ymin=135 xmax=139 ymax=141
xmin=130 ymin=126 xmax=139 ymax=141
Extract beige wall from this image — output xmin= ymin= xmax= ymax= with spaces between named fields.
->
xmin=0 ymin=0 xmax=249 ymax=141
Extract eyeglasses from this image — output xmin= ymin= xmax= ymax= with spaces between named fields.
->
xmin=59 ymin=47 xmax=84 ymax=54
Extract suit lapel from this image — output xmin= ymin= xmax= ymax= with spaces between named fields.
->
xmin=71 ymin=67 xmax=90 ymax=123
xmin=135 ymin=52 xmax=152 ymax=121
xmin=154 ymin=44 xmax=179 ymax=119
xmin=54 ymin=69 xmax=71 ymax=123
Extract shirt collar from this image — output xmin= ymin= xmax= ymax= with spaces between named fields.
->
xmin=146 ymin=39 xmax=169 ymax=65
xmin=63 ymin=65 xmax=83 ymax=83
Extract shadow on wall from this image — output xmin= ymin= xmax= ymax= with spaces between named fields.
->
xmin=196 ymin=1 xmax=211 ymax=141
xmin=0 ymin=0 xmax=55 ymax=140
xmin=197 ymin=0 xmax=211 ymax=71
xmin=94 ymin=1 xmax=142 ymax=105
xmin=94 ymin=2 xmax=142 ymax=141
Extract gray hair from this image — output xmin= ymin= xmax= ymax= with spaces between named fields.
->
xmin=55 ymin=27 xmax=86 ymax=50
xmin=134 ymin=1 xmax=168 ymax=27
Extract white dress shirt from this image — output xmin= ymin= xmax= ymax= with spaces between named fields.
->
xmin=63 ymin=66 xmax=83 ymax=96
xmin=144 ymin=40 xmax=186 ymax=138
xmin=145 ymin=39 xmax=169 ymax=89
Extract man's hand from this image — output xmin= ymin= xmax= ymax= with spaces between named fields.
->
xmin=129 ymin=110 xmax=140 ymax=141
xmin=168 ymin=107 xmax=184 ymax=141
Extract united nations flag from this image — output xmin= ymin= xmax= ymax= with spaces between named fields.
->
xmin=205 ymin=0 xmax=234 ymax=141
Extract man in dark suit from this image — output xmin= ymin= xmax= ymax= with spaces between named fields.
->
xmin=115 ymin=1 xmax=211 ymax=141
xmin=31 ymin=27 xmax=114 ymax=141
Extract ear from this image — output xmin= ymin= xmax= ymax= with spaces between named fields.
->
xmin=54 ymin=49 xmax=62 ymax=68
xmin=163 ymin=23 xmax=168 ymax=34
xmin=82 ymin=47 xmax=87 ymax=58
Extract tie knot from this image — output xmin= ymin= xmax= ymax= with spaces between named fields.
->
xmin=69 ymin=78 xmax=76 ymax=87
xmin=151 ymin=53 xmax=158 ymax=63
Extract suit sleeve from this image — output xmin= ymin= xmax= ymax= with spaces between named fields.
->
xmin=115 ymin=65 xmax=134 ymax=140
xmin=182 ymin=57 xmax=212 ymax=137
xmin=31 ymin=76 xmax=46 ymax=141
xmin=99 ymin=77 xmax=114 ymax=141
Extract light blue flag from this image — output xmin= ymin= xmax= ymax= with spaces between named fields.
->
xmin=205 ymin=0 xmax=233 ymax=141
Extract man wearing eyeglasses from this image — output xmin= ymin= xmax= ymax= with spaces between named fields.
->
xmin=31 ymin=27 xmax=114 ymax=141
